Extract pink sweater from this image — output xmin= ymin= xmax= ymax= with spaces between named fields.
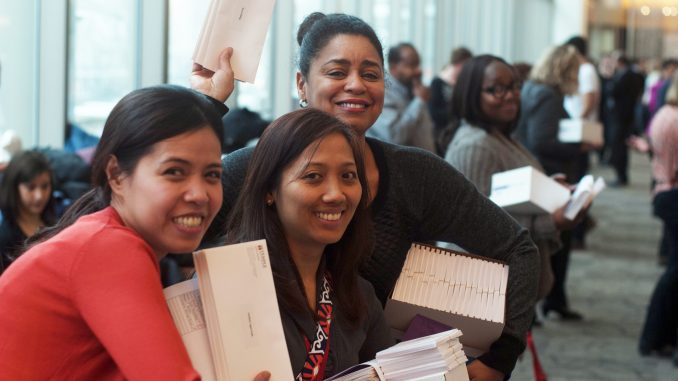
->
xmin=0 ymin=207 xmax=199 ymax=380
xmin=649 ymin=105 xmax=678 ymax=194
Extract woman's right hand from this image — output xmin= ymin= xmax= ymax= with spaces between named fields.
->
xmin=253 ymin=371 xmax=271 ymax=381
xmin=190 ymin=47 xmax=235 ymax=103
xmin=627 ymin=135 xmax=650 ymax=153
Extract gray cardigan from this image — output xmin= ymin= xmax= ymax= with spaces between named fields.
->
xmin=446 ymin=123 xmax=561 ymax=296
xmin=216 ymin=138 xmax=539 ymax=375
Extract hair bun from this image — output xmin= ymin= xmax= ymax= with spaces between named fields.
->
xmin=297 ymin=12 xmax=326 ymax=46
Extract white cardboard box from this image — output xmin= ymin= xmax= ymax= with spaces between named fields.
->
xmin=384 ymin=244 xmax=508 ymax=359
xmin=385 ymin=300 xmax=503 ymax=359
xmin=558 ymin=119 xmax=604 ymax=145
xmin=489 ymin=166 xmax=570 ymax=214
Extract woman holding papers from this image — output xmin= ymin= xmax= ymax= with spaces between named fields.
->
xmin=225 ymin=107 xmax=394 ymax=379
xmin=0 ymin=84 xmax=271 ymax=381
xmin=638 ymin=72 xmax=678 ymax=363
xmin=206 ymin=13 xmax=539 ymax=381
xmin=513 ymin=45 xmax=594 ymax=322
xmin=444 ymin=55 xmax=584 ymax=302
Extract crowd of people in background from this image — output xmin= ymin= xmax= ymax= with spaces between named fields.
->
xmin=0 ymin=10 xmax=677 ymax=380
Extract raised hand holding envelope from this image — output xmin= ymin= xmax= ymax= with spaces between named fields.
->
xmin=193 ymin=0 xmax=276 ymax=83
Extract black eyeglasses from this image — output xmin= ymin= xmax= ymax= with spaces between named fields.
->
xmin=482 ymin=83 xmax=522 ymax=98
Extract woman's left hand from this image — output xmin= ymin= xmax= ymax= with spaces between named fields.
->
xmin=467 ymin=360 xmax=504 ymax=381
xmin=552 ymin=201 xmax=590 ymax=231
xmin=190 ymin=47 xmax=235 ymax=103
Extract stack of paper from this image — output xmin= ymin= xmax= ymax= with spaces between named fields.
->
xmin=558 ymin=119 xmax=604 ymax=145
xmin=164 ymin=240 xmax=294 ymax=380
xmin=326 ymin=361 xmax=383 ymax=381
xmin=489 ymin=166 xmax=571 ymax=214
xmin=326 ymin=330 xmax=469 ymax=381
xmin=164 ymin=278 xmax=217 ymax=381
xmin=564 ymin=174 xmax=605 ymax=220
xmin=384 ymin=244 xmax=508 ymax=357
xmin=376 ymin=330 xmax=469 ymax=381
xmin=193 ymin=0 xmax=276 ymax=83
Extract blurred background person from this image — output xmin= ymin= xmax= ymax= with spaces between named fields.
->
xmin=648 ymin=59 xmax=678 ymax=121
xmin=514 ymin=44 xmax=594 ymax=321
xmin=512 ymin=62 xmax=533 ymax=86
xmin=0 ymin=150 xmax=55 ymax=274
xmin=603 ymin=53 xmax=645 ymax=186
xmin=562 ymin=35 xmax=601 ymax=250
xmin=635 ymin=72 xmax=678 ymax=365
xmin=369 ymin=42 xmax=435 ymax=152
xmin=563 ymin=36 xmax=600 ymax=127
xmin=429 ymin=46 xmax=473 ymax=156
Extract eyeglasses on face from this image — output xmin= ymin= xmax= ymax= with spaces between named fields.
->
xmin=481 ymin=83 xmax=522 ymax=98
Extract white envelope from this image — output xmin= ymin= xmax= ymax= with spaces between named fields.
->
xmin=193 ymin=0 xmax=276 ymax=83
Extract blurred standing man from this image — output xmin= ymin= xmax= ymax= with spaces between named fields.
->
xmin=369 ymin=43 xmax=436 ymax=152
xmin=604 ymin=53 xmax=645 ymax=186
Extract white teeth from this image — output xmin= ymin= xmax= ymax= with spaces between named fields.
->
xmin=339 ymin=102 xmax=366 ymax=109
xmin=317 ymin=212 xmax=341 ymax=221
xmin=174 ymin=216 xmax=203 ymax=228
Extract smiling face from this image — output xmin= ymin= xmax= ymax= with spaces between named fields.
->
xmin=297 ymin=34 xmax=385 ymax=136
xmin=18 ymin=171 xmax=52 ymax=219
xmin=480 ymin=61 xmax=521 ymax=129
xmin=109 ymin=127 xmax=223 ymax=258
xmin=272 ymin=132 xmax=362 ymax=257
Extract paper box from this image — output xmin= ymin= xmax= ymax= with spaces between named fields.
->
xmin=489 ymin=166 xmax=570 ymax=214
xmin=385 ymin=299 xmax=503 ymax=358
xmin=558 ymin=119 xmax=603 ymax=145
xmin=385 ymin=243 xmax=508 ymax=359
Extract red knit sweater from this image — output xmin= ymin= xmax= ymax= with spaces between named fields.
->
xmin=0 ymin=207 xmax=200 ymax=380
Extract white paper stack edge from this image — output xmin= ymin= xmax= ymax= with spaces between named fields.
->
xmin=375 ymin=329 xmax=469 ymax=381
xmin=326 ymin=362 xmax=382 ymax=381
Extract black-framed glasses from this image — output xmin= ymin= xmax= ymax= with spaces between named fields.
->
xmin=482 ymin=83 xmax=522 ymax=98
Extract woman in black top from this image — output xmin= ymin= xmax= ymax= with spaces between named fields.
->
xmin=200 ymin=14 xmax=539 ymax=380
xmin=0 ymin=150 xmax=55 ymax=274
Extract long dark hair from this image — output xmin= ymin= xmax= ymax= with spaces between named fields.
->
xmin=451 ymin=54 xmax=519 ymax=135
xmin=225 ymin=108 xmax=372 ymax=324
xmin=297 ymin=12 xmax=384 ymax=78
xmin=27 ymin=85 xmax=224 ymax=247
xmin=0 ymin=150 xmax=56 ymax=225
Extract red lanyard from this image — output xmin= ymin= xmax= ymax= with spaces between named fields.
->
xmin=296 ymin=274 xmax=333 ymax=381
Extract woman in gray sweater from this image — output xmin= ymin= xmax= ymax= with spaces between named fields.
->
xmin=445 ymin=55 xmax=580 ymax=301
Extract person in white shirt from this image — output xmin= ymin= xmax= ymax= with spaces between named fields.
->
xmin=563 ymin=36 xmax=601 ymax=251
xmin=563 ymin=36 xmax=600 ymax=123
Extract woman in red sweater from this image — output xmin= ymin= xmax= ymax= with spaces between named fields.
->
xmin=0 ymin=84 xmax=223 ymax=380
xmin=0 ymin=52 xmax=270 ymax=380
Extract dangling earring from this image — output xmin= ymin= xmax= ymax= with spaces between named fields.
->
xmin=299 ymin=98 xmax=308 ymax=108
